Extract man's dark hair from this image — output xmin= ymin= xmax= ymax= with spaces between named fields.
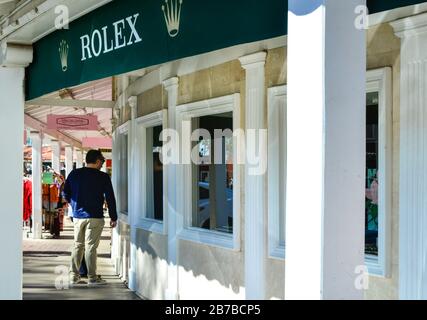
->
xmin=86 ymin=149 xmax=105 ymax=164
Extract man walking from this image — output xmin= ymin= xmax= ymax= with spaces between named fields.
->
xmin=63 ymin=149 xmax=118 ymax=287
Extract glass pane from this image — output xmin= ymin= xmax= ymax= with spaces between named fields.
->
xmin=146 ymin=126 xmax=163 ymax=221
xmin=365 ymin=92 xmax=379 ymax=256
xmin=192 ymin=112 xmax=233 ymax=234
xmin=121 ymin=134 xmax=128 ymax=214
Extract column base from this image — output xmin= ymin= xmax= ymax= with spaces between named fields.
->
xmin=112 ymin=257 xmax=121 ymax=275
xmin=128 ymin=269 xmax=137 ymax=292
xmin=165 ymin=288 xmax=179 ymax=300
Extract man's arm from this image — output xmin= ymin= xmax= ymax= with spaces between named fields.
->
xmin=104 ymin=174 xmax=118 ymax=223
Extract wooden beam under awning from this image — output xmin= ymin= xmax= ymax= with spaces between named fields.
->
xmin=25 ymin=98 xmax=115 ymax=109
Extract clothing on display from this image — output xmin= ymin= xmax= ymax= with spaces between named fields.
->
xmin=42 ymin=171 xmax=66 ymax=238
xmin=23 ymin=177 xmax=32 ymax=223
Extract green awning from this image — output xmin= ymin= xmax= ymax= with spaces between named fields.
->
xmin=26 ymin=0 xmax=427 ymax=100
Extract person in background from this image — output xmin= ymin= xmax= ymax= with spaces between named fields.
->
xmin=63 ymin=150 xmax=118 ymax=287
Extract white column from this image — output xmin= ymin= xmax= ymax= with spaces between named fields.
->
xmin=391 ymin=13 xmax=427 ymax=300
xmin=128 ymin=96 xmax=138 ymax=291
xmin=31 ymin=131 xmax=43 ymax=240
xmin=51 ymin=140 xmax=61 ymax=173
xmin=0 ymin=67 xmax=25 ymax=299
xmin=76 ymin=149 xmax=83 ymax=168
xmin=163 ymin=77 xmax=179 ymax=300
xmin=239 ymin=52 xmax=267 ymax=300
xmin=65 ymin=145 xmax=74 ymax=177
xmin=64 ymin=145 xmax=74 ymax=216
xmin=111 ymin=128 xmax=121 ymax=274
xmin=285 ymin=0 xmax=366 ymax=299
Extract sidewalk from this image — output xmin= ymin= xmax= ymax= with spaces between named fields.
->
xmin=23 ymin=217 xmax=141 ymax=300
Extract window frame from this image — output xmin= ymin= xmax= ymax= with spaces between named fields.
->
xmin=365 ymin=67 xmax=392 ymax=278
xmin=175 ymin=93 xmax=241 ymax=251
xmin=117 ymin=121 xmax=130 ymax=220
xmin=266 ymin=68 xmax=392 ymax=273
xmin=267 ymin=85 xmax=287 ymax=260
xmin=135 ymin=110 xmax=168 ymax=235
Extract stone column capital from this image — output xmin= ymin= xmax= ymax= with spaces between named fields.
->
xmin=163 ymin=77 xmax=179 ymax=91
xmin=239 ymin=52 xmax=267 ymax=70
xmin=0 ymin=43 xmax=33 ymax=68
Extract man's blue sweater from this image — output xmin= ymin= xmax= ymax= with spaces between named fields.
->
xmin=62 ymin=167 xmax=118 ymax=221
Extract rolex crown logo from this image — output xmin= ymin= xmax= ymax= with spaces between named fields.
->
xmin=162 ymin=0 xmax=183 ymax=38
xmin=59 ymin=40 xmax=69 ymax=72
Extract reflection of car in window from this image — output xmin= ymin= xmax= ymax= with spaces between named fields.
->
xmin=198 ymin=181 xmax=233 ymax=233
xmin=199 ymin=181 xmax=210 ymax=200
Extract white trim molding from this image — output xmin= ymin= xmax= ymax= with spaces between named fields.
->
xmin=391 ymin=11 xmax=427 ymax=38
xmin=117 ymin=120 xmax=130 ymax=134
xmin=117 ymin=121 xmax=130 ymax=216
xmin=267 ymin=85 xmax=287 ymax=261
xmin=135 ymin=110 xmax=168 ymax=235
xmin=364 ymin=68 xmax=393 ymax=278
xmin=175 ymin=93 xmax=241 ymax=251
xmin=369 ymin=3 xmax=427 ymax=29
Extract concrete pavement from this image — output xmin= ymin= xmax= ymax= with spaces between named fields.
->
xmin=23 ymin=217 xmax=141 ymax=300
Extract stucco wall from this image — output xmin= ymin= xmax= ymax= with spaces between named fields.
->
xmin=134 ymin=228 xmax=168 ymax=300
xmin=178 ymin=60 xmax=242 ymax=106
xmin=364 ymin=22 xmax=400 ymax=300
xmin=266 ymin=47 xmax=287 ymax=88
xmin=178 ymin=240 xmax=245 ymax=299
xmin=137 ymin=85 xmax=167 ymax=117
xmin=114 ymin=220 xmax=131 ymax=283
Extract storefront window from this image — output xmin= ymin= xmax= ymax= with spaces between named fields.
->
xmin=145 ymin=125 xmax=163 ymax=221
xmin=192 ymin=112 xmax=233 ymax=234
xmin=120 ymin=133 xmax=128 ymax=214
xmin=365 ymin=92 xmax=379 ymax=256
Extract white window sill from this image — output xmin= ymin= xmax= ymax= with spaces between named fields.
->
xmin=177 ymin=227 xmax=238 ymax=251
xmin=135 ymin=218 xmax=166 ymax=235
xmin=268 ymin=245 xmax=285 ymax=261
xmin=365 ymin=254 xmax=385 ymax=277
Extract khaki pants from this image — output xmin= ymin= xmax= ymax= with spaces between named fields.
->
xmin=70 ymin=218 xmax=104 ymax=281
